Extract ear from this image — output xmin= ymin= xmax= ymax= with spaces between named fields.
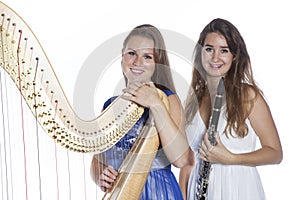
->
xmin=121 ymin=49 xmax=125 ymax=64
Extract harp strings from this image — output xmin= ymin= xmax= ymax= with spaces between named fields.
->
xmin=0 ymin=65 xmax=26 ymax=199
xmin=0 ymin=2 xmax=152 ymax=199
xmin=0 ymin=66 xmax=12 ymax=200
xmin=0 ymin=2 xmax=102 ymax=200
xmin=17 ymin=29 xmax=29 ymax=200
xmin=0 ymin=74 xmax=95 ymax=200
xmin=0 ymin=8 xmax=145 ymax=154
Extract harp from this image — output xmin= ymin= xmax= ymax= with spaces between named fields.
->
xmin=0 ymin=2 xmax=165 ymax=199
xmin=101 ymin=97 xmax=169 ymax=200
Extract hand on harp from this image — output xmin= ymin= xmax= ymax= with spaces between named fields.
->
xmin=122 ymin=82 xmax=162 ymax=109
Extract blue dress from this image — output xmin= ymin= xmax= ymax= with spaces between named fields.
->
xmin=102 ymin=90 xmax=183 ymax=200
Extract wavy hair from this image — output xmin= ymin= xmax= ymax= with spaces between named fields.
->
xmin=185 ymin=18 xmax=263 ymax=138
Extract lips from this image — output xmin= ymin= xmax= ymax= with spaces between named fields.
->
xmin=210 ymin=64 xmax=222 ymax=69
xmin=130 ymin=67 xmax=144 ymax=75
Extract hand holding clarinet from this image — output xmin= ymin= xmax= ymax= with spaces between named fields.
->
xmin=198 ymin=78 xmax=236 ymax=165
xmin=196 ymin=77 xmax=225 ymax=199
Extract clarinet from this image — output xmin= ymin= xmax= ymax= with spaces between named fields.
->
xmin=195 ymin=77 xmax=225 ymax=200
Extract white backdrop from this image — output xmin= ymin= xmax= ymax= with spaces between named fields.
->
xmin=1 ymin=0 xmax=299 ymax=199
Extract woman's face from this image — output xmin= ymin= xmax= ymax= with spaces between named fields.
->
xmin=122 ymin=36 xmax=155 ymax=84
xmin=201 ymin=32 xmax=233 ymax=78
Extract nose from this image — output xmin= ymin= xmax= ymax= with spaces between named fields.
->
xmin=133 ymin=56 xmax=142 ymax=66
xmin=212 ymin=50 xmax=220 ymax=61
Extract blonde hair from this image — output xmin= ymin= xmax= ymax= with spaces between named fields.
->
xmin=123 ymin=24 xmax=176 ymax=92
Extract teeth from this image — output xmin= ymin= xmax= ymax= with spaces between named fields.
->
xmin=211 ymin=64 xmax=221 ymax=68
xmin=131 ymin=68 xmax=143 ymax=73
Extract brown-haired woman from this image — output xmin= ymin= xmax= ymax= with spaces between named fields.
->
xmin=180 ymin=18 xmax=282 ymax=200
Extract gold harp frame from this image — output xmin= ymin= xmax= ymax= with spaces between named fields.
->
xmin=0 ymin=2 xmax=169 ymax=199
xmin=0 ymin=1 xmax=144 ymax=154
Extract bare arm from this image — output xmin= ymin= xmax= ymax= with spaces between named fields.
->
xmin=235 ymin=92 xmax=283 ymax=166
xmin=150 ymin=93 xmax=193 ymax=167
xmin=122 ymin=82 xmax=193 ymax=168
xmin=179 ymin=156 xmax=195 ymax=200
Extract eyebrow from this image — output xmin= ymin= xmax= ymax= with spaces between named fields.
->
xmin=125 ymin=48 xmax=135 ymax=51
xmin=126 ymin=48 xmax=154 ymax=54
xmin=126 ymin=47 xmax=154 ymax=51
xmin=204 ymin=44 xmax=229 ymax=49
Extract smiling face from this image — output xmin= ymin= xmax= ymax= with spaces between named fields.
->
xmin=121 ymin=35 xmax=155 ymax=84
xmin=201 ymin=32 xmax=233 ymax=78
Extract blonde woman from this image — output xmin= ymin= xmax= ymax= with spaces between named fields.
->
xmin=91 ymin=24 xmax=193 ymax=200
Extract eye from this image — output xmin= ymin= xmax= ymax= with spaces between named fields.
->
xmin=204 ymin=47 xmax=214 ymax=53
xmin=127 ymin=51 xmax=136 ymax=56
xmin=220 ymin=48 xmax=230 ymax=54
xmin=144 ymin=55 xmax=153 ymax=59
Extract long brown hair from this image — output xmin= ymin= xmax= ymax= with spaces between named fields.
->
xmin=122 ymin=24 xmax=176 ymax=92
xmin=185 ymin=18 xmax=262 ymax=138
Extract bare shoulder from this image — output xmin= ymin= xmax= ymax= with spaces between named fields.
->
xmin=245 ymin=84 xmax=272 ymax=120
xmin=167 ymin=93 xmax=183 ymax=109
xmin=244 ymin=84 xmax=267 ymax=107
xmin=244 ymin=84 xmax=262 ymax=100
xmin=167 ymin=93 xmax=185 ymax=125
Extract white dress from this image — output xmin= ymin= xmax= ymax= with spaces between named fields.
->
xmin=186 ymin=107 xmax=266 ymax=200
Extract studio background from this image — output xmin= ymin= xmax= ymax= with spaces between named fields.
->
xmin=0 ymin=0 xmax=298 ymax=199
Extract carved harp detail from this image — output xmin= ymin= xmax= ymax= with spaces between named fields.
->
xmin=0 ymin=2 xmax=144 ymax=154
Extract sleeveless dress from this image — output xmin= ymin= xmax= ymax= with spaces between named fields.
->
xmin=102 ymin=90 xmax=183 ymax=200
xmin=186 ymin=106 xmax=266 ymax=200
